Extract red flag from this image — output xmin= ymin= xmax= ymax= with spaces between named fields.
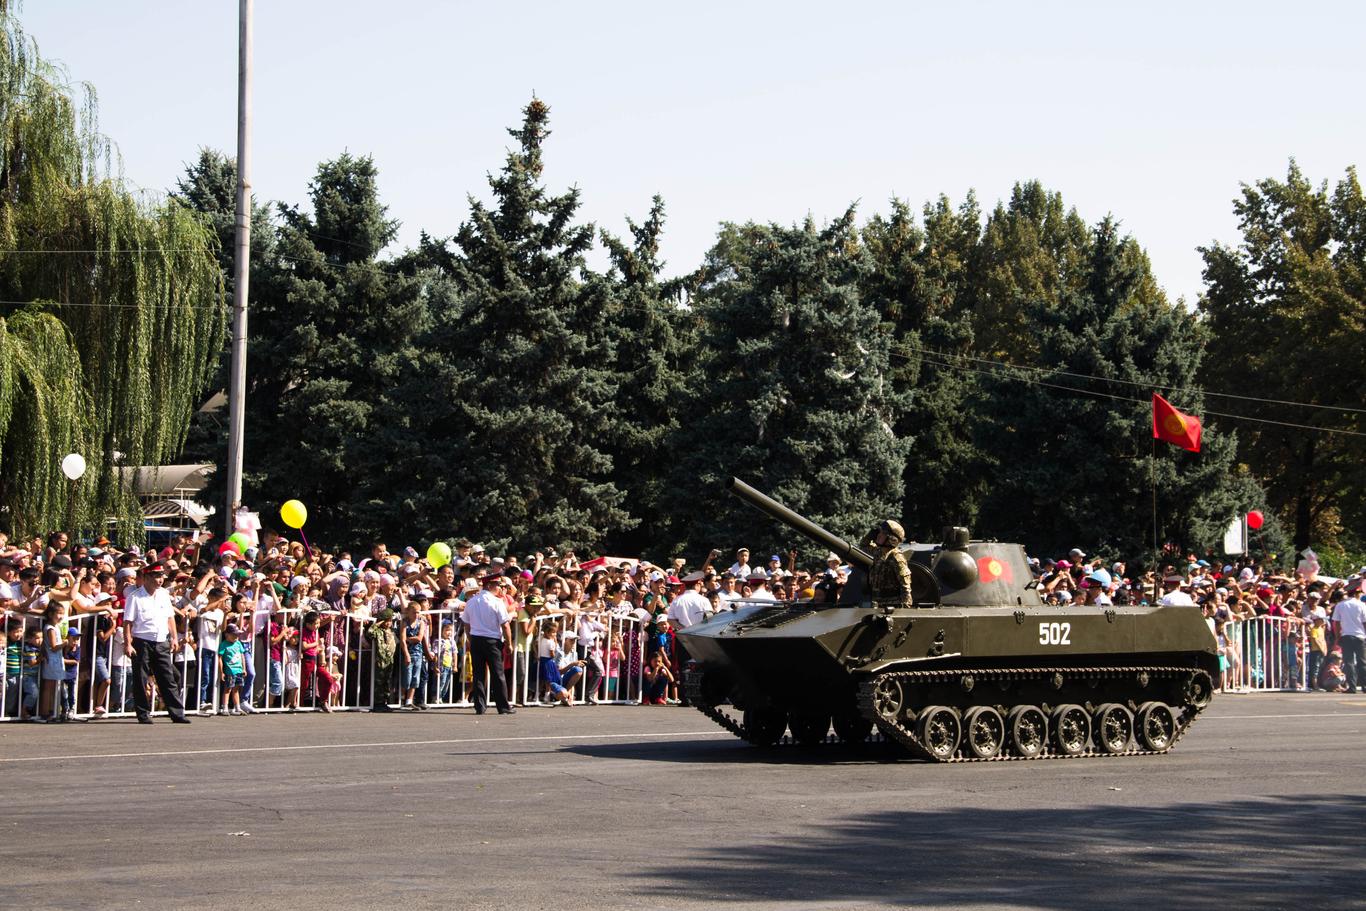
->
xmin=1152 ymin=393 xmax=1201 ymax=452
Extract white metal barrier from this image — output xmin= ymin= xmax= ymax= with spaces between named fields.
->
xmin=1223 ymin=616 xmax=1306 ymax=691
xmin=3 ymin=605 xmax=653 ymax=720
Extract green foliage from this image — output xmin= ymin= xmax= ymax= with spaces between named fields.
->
xmin=415 ymin=99 xmax=630 ymax=553
xmin=599 ymin=195 xmax=696 ymax=555
xmin=974 ymin=216 xmax=1256 ymax=560
xmin=0 ymin=12 xmax=224 ymax=541
xmin=665 ymin=208 xmax=911 ymax=560
xmin=862 ymin=195 xmax=984 ymax=538
xmin=1199 ymin=161 xmax=1366 ymax=550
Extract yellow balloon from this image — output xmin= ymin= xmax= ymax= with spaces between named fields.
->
xmin=427 ymin=542 xmax=452 ymax=569
xmin=280 ymin=499 xmax=308 ymax=529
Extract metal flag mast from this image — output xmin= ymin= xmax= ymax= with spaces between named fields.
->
xmin=224 ymin=0 xmax=253 ymax=538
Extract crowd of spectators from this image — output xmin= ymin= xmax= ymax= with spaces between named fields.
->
xmin=1030 ymin=545 xmax=1366 ymax=693
xmin=3 ymin=526 xmax=1364 ymax=724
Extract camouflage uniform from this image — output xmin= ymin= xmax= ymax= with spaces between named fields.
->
xmin=366 ymin=622 xmax=398 ymax=706
xmin=868 ymin=519 xmax=913 ymax=610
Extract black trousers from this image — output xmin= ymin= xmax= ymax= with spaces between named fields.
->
xmin=132 ymin=638 xmax=187 ymax=721
xmin=469 ymin=635 xmax=510 ymax=714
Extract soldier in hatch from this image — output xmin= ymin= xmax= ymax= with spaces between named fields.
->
xmin=867 ymin=519 xmax=912 ymax=611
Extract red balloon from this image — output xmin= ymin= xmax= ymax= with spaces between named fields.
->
xmin=218 ymin=540 xmax=243 ymax=556
xmin=1247 ymin=510 xmax=1264 ymax=530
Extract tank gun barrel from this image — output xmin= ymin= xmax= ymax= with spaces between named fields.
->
xmin=727 ymin=477 xmax=873 ymax=569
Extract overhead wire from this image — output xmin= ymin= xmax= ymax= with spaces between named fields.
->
xmin=899 ymin=345 xmax=1366 ymax=438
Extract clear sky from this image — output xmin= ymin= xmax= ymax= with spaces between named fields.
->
xmin=21 ymin=1 xmax=1365 ymax=304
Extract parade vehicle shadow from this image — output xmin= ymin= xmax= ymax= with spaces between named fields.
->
xmin=630 ymin=794 xmax=1365 ymax=909
xmin=564 ymin=738 xmax=907 ymax=765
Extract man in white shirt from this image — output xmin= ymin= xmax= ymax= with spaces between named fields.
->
xmin=667 ymin=573 xmax=712 ymax=629
xmin=122 ymin=563 xmax=190 ymax=724
xmin=747 ymin=572 xmax=777 ymax=602
xmin=462 ymin=569 xmax=515 ymax=715
xmin=1158 ymin=575 xmax=1195 ymax=607
xmin=1330 ymin=590 xmax=1366 ymax=692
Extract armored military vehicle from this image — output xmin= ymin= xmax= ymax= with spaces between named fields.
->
xmin=677 ymin=478 xmax=1218 ymax=762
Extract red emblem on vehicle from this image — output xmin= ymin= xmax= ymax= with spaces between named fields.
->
xmin=977 ymin=555 xmax=1011 ymax=584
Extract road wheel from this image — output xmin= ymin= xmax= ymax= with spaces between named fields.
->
xmin=1136 ymin=702 xmax=1176 ymax=752
xmin=1092 ymin=703 xmax=1133 ymax=754
xmin=1007 ymin=705 xmax=1048 ymax=759
xmin=832 ymin=709 xmax=873 ymax=745
xmin=788 ymin=711 xmax=831 ymax=746
xmin=1051 ymin=704 xmax=1091 ymax=756
xmin=916 ymin=705 xmax=962 ymax=761
xmin=962 ymin=705 xmax=1005 ymax=759
xmin=742 ymin=707 xmax=788 ymax=747
xmin=871 ymin=675 xmax=904 ymax=723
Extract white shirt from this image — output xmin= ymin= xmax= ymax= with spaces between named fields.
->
xmin=1160 ymin=590 xmax=1196 ymax=607
xmin=667 ymin=590 xmax=711 ymax=628
xmin=1333 ymin=598 xmax=1366 ymax=638
xmin=199 ymin=608 xmax=224 ymax=652
xmin=747 ymin=587 xmax=777 ymax=602
xmin=123 ymin=585 xmax=176 ymax=642
xmin=576 ymin=615 xmax=605 ymax=646
xmin=727 ymin=561 xmax=751 ymax=578
xmin=718 ymin=589 xmax=742 ymax=603
xmin=463 ymin=590 xmax=513 ymax=639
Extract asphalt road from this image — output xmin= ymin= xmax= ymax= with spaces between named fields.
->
xmin=2 ymin=693 xmax=1364 ymax=911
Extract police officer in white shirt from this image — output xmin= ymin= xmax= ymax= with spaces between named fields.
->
xmin=462 ymin=568 xmax=515 ymax=715
xmin=121 ymin=562 xmax=190 ymax=724
xmin=666 ymin=573 xmax=712 ymax=629
xmin=1158 ymin=574 xmax=1195 ymax=607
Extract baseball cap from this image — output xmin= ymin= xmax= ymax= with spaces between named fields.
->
xmin=349 ymin=582 xmax=367 ymax=596
xmin=377 ymin=608 xmax=395 ymax=622
xmin=224 ymin=623 xmax=241 ymax=636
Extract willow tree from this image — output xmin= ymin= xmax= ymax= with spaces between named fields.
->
xmin=0 ymin=13 xmax=225 ymax=540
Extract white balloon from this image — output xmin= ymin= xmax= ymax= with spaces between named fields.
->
xmin=61 ymin=452 xmax=86 ymax=480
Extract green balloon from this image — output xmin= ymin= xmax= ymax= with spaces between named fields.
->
xmin=426 ymin=542 xmax=452 ymax=569
xmin=228 ymin=532 xmax=251 ymax=551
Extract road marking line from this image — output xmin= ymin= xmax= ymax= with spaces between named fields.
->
xmin=0 ymin=730 xmax=732 ymax=764
xmin=1207 ymin=712 xmax=1366 ymax=719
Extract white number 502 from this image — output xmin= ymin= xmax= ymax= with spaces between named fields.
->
xmin=1038 ymin=622 xmax=1071 ymax=645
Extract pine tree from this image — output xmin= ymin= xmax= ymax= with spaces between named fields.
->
xmin=419 ymin=99 xmax=630 ymax=553
xmin=667 ymin=209 xmax=910 ymax=559
xmin=599 ymin=195 xmax=695 ymax=555
xmin=192 ymin=153 xmax=425 ymax=545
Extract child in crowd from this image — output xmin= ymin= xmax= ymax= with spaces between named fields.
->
xmin=536 ymin=620 xmax=574 ymax=707
xmin=435 ymin=620 xmax=457 ymax=704
xmin=605 ymin=630 xmax=625 ymax=701
xmin=38 ymin=601 xmax=68 ymax=722
xmin=399 ymin=601 xmax=429 ymax=710
xmin=299 ymin=610 xmax=333 ymax=713
xmin=1319 ymin=648 xmax=1347 ymax=692
xmin=4 ymin=620 xmax=23 ymax=718
xmin=174 ymin=614 xmax=196 ymax=712
xmin=281 ymin=616 xmax=301 ymax=711
xmin=268 ymin=610 xmax=288 ymax=705
xmin=365 ymin=607 xmax=397 ymax=711
xmin=61 ymin=626 xmax=81 ymax=720
xmin=92 ymin=602 xmax=117 ymax=716
xmin=643 ymin=650 xmax=676 ymax=705
xmin=21 ymin=624 xmax=42 ymax=718
xmin=218 ymin=623 xmax=250 ymax=715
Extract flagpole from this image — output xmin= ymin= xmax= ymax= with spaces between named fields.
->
xmin=1151 ymin=433 xmax=1159 ymax=604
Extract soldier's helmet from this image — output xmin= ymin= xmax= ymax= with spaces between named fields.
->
xmin=878 ymin=519 xmax=905 ymax=544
